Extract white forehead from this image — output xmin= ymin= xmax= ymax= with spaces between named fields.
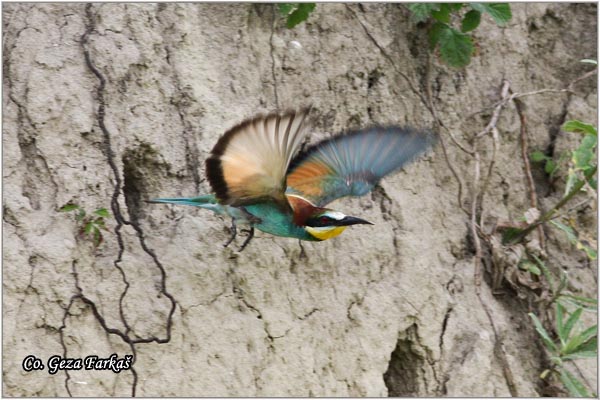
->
xmin=324 ymin=211 xmax=346 ymax=220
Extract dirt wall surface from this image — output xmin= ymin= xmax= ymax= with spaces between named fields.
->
xmin=2 ymin=3 xmax=597 ymax=397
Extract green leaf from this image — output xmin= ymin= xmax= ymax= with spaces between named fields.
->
xmin=438 ymin=27 xmax=474 ymax=68
xmin=544 ymin=159 xmax=557 ymax=175
xmin=559 ymin=368 xmax=592 ymax=397
xmin=431 ymin=3 xmax=451 ymax=23
xmin=551 ymin=220 xmax=577 ymax=243
xmin=528 ymin=264 xmax=541 ymax=275
xmin=556 ymin=302 xmax=566 ymax=345
xmin=563 ymin=325 xmax=595 ymax=355
xmin=461 ymin=10 xmax=481 ymax=32
xmin=94 ymin=208 xmax=110 ymax=218
xmin=562 ymin=120 xmax=597 ymax=137
xmin=60 ymin=204 xmax=79 ymax=212
xmin=286 ymin=3 xmax=315 ymax=28
xmin=573 ymin=136 xmax=597 ymax=170
xmin=450 ymin=3 xmax=464 ymax=11
xmin=580 ymin=132 xmax=598 ymax=150
xmin=529 ymin=313 xmax=559 ymax=353
xmin=564 ymin=169 xmax=581 ymax=196
xmin=530 ymin=150 xmax=547 ymax=162
xmin=93 ymin=226 xmax=102 ymax=247
xmin=587 ymin=176 xmax=597 ymax=190
xmin=408 ymin=3 xmax=440 ymax=23
xmin=84 ymin=221 xmax=94 ymax=235
xmin=578 ymin=242 xmax=597 ymax=260
xmin=278 ymin=3 xmax=295 ymax=16
xmin=577 ymin=324 xmax=598 ymax=345
xmin=530 ymin=254 xmax=556 ymax=292
xmin=469 ymin=3 xmax=512 ymax=26
xmin=551 ymin=220 xmax=597 ymax=260
xmin=567 ymin=335 xmax=597 ymax=358
xmin=580 ymin=59 xmax=598 ymax=65
xmin=559 ymin=294 xmax=597 ymax=310
xmin=557 ymin=269 xmax=569 ymax=294
xmin=76 ymin=209 xmax=86 ymax=221
xmin=519 ymin=260 xmax=540 ymax=275
xmin=562 ymin=307 xmax=583 ymax=345
xmin=562 ymin=350 xmax=597 ymax=361
xmin=428 ymin=21 xmax=448 ymax=49
xmin=501 ymin=226 xmax=524 ymax=245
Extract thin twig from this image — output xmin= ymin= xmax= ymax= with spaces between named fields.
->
xmin=474 ymin=81 xmax=508 ymax=268
xmin=468 ymin=89 xmax=572 ymax=120
xmin=477 ymin=80 xmax=511 ymax=222
xmin=438 ymin=133 xmax=470 ymax=214
xmin=472 ymin=151 xmax=482 ymax=289
xmin=506 ymin=166 xmax=597 ymax=244
xmin=468 ymin=68 xmax=596 ymax=120
xmin=513 ymin=94 xmax=545 ymax=249
xmin=508 ymin=88 xmax=573 ymax=103
xmin=478 ymin=127 xmax=499 ymax=233
xmin=445 ymin=125 xmax=476 ymax=155
xmin=567 ymin=68 xmax=598 ymax=90
xmin=559 ymin=197 xmax=594 ymax=216
xmin=476 ymin=80 xmax=511 ymax=138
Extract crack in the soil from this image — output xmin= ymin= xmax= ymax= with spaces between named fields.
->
xmin=53 ymin=4 xmax=180 ymax=396
xmin=225 ymin=260 xmax=278 ymax=347
xmin=438 ymin=306 xmax=452 ymax=355
xmin=60 ymin=261 xmax=139 ymax=396
xmin=298 ymin=307 xmax=320 ymax=321
xmin=58 ymin=296 xmax=76 ymax=397
xmin=270 ymin=7 xmax=279 ymax=109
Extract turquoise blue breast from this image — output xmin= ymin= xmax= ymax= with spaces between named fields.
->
xmin=243 ymin=202 xmax=317 ymax=241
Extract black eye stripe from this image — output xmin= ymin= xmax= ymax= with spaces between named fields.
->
xmin=307 ymin=215 xmax=334 ymax=227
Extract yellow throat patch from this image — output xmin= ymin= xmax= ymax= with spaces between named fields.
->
xmin=305 ymin=226 xmax=347 ymax=241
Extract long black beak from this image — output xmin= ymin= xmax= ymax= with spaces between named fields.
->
xmin=338 ymin=215 xmax=374 ymax=226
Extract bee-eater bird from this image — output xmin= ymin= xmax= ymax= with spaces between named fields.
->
xmin=150 ymin=109 xmax=436 ymax=250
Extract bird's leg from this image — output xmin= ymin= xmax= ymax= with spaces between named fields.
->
xmin=238 ymin=227 xmax=255 ymax=251
xmin=223 ymin=218 xmax=237 ymax=247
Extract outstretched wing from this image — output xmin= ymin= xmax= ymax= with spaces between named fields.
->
xmin=285 ymin=126 xmax=436 ymax=206
xmin=206 ymin=109 xmax=312 ymax=206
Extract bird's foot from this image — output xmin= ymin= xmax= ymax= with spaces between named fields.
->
xmin=238 ymin=227 xmax=254 ymax=252
xmin=223 ymin=218 xmax=237 ymax=247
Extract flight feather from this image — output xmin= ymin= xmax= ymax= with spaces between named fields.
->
xmin=285 ymin=126 xmax=436 ymax=206
xmin=206 ymin=109 xmax=312 ymax=206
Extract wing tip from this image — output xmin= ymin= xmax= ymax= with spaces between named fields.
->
xmin=205 ymin=156 xmax=230 ymax=202
xmin=341 ymin=125 xmax=438 ymax=156
xmin=288 ymin=124 xmax=435 ymax=167
xmin=211 ymin=107 xmax=313 ymax=157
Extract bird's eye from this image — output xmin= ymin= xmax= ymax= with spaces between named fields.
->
xmin=320 ymin=216 xmax=329 ymax=223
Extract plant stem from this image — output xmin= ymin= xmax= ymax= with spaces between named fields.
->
xmin=507 ymin=165 xmax=597 ymax=244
